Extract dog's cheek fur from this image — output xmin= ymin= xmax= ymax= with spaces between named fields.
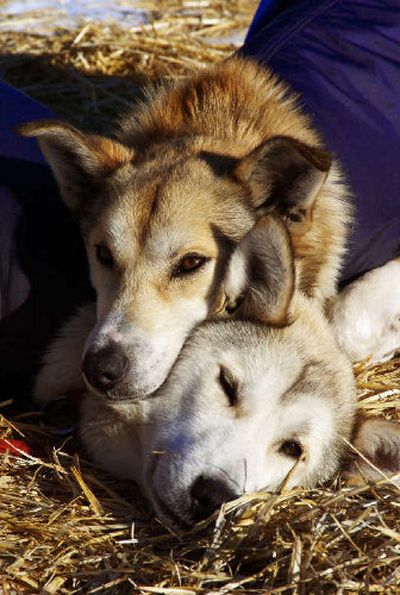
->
xmin=79 ymin=392 xmax=148 ymax=481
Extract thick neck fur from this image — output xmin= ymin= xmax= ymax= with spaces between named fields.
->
xmin=118 ymin=58 xmax=316 ymax=153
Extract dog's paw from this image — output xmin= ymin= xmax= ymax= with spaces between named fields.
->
xmin=331 ymin=259 xmax=400 ymax=363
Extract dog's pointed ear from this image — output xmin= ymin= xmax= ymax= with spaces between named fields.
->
xmin=234 ymin=136 xmax=332 ymax=224
xmin=219 ymin=216 xmax=295 ymax=325
xmin=17 ymin=120 xmax=134 ymax=211
xmin=344 ymin=416 xmax=400 ymax=483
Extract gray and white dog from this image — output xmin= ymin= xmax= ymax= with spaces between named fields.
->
xmin=79 ymin=217 xmax=400 ymax=529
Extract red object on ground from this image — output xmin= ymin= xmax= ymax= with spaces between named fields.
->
xmin=0 ymin=438 xmax=32 ymax=455
xmin=0 ymin=393 xmax=82 ymax=458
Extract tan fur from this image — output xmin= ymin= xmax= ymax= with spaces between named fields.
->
xmin=117 ymin=58 xmax=351 ymax=302
xmin=21 ymin=58 xmax=351 ymax=304
xmin=86 ymin=136 xmax=134 ymax=171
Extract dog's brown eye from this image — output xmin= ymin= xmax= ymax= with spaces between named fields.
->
xmin=219 ymin=366 xmax=238 ymax=407
xmin=95 ymin=244 xmax=114 ymax=268
xmin=173 ymin=253 xmax=208 ymax=277
xmin=280 ymin=440 xmax=303 ymax=459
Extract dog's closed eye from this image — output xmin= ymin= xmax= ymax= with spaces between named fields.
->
xmin=279 ymin=440 xmax=303 ymax=459
xmin=219 ymin=365 xmax=239 ymax=407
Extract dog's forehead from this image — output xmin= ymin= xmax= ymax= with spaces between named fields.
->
xmin=192 ymin=322 xmax=304 ymax=392
xmin=191 ymin=320 xmax=341 ymax=411
xmin=98 ymin=155 xmax=253 ymax=255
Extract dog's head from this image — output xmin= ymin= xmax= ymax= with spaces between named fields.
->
xmin=18 ymin=120 xmax=330 ymax=401
xmin=141 ymin=217 xmax=400 ymax=529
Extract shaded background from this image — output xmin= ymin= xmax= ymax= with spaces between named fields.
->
xmin=1 ymin=0 xmax=256 ymax=131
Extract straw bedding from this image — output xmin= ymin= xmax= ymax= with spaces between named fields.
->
xmin=0 ymin=2 xmax=399 ymax=592
xmin=0 ymin=1 xmax=255 ymax=130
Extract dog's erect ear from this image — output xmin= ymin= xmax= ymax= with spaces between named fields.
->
xmin=234 ymin=136 xmax=332 ymax=224
xmin=344 ymin=416 xmax=400 ymax=483
xmin=17 ymin=120 xmax=134 ymax=211
xmin=218 ymin=215 xmax=294 ymax=325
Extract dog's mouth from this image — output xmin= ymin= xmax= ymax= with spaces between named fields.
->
xmin=144 ymin=448 xmax=194 ymax=530
xmin=81 ymin=373 xmax=149 ymax=402
xmin=151 ymin=490 xmax=194 ymax=531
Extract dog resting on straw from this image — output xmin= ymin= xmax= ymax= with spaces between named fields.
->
xmin=79 ymin=216 xmax=400 ymax=529
xmin=18 ymin=58 xmax=400 ymax=526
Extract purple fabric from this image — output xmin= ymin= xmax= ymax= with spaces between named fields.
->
xmin=0 ymin=82 xmax=93 ymax=403
xmin=0 ymin=82 xmax=54 ymax=319
xmin=0 ymin=82 xmax=50 ymax=164
xmin=0 ymin=188 xmax=30 ymax=319
xmin=241 ymin=0 xmax=400 ymax=286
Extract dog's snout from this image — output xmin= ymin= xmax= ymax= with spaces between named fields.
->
xmin=190 ymin=475 xmax=238 ymax=521
xmin=82 ymin=341 xmax=129 ymax=393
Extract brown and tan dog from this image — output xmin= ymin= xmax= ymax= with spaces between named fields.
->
xmin=19 ymin=57 xmax=351 ymax=405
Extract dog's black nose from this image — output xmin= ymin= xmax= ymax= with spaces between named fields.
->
xmin=82 ymin=342 xmax=129 ymax=393
xmin=190 ymin=475 xmax=238 ymax=521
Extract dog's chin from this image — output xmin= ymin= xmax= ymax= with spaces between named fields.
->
xmin=82 ymin=374 xmax=155 ymax=403
xmin=148 ymin=487 xmax=195 ymax=532
xmin=153 ymin=499 xmax=194 ymax=533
